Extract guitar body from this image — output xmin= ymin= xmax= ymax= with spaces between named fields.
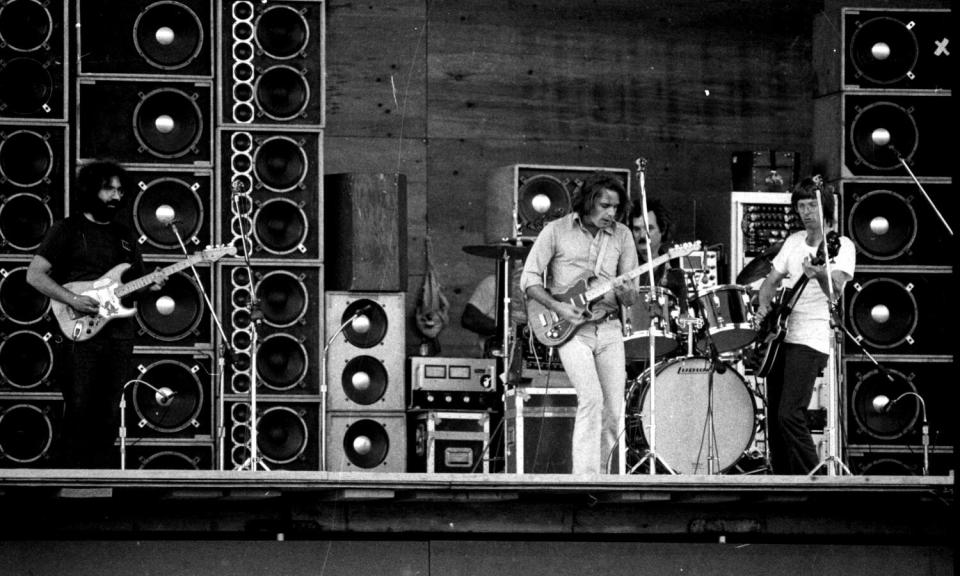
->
xmin=753 ymin=308 xmax=787 ymax=378
xmin=51 ymin=263 xmax=137 ymax=342
xmin=526 ymin=277 xmax=608 ymax=347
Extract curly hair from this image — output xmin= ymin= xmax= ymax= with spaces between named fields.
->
xmin=571 ymin=171 xmax=629 ymax=221
xmin=74 ymin=161 xmax=128 ymax=215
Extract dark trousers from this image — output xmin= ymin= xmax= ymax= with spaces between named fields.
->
xmin=765 ymin=343 xmax=827 ymax=474
xmin=56 ymin=338 xmax=133 ymax=468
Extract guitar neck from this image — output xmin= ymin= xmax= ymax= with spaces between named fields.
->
xmin=582 ymin=251 xmax=674 ymax=302
xmin=115 ymin=256 xmax=204 ymax=297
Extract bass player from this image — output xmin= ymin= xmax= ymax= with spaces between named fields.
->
xmin=26 ymin=161 xmax=164 ymax=468
xmin=755 ymin=176 xmax=855 ymax=475
xmin=520 ymin=172 xmax=638 ymax=475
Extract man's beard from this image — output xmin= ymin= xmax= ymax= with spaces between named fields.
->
xmin=89 ymin=199 xmax=120 ymax=222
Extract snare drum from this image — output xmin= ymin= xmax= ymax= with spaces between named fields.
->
xmin=693 ymin=284 xmax=756 ymax=353
xmin=625 ymin=357 xmax=757 ymax=474
xmin=622 ymin=287 xmax=678 ymax=360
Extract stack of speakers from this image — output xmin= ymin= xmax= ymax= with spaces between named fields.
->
xmin=323 ymin=172 xmax=407 ymax=472
xmin=813 ymin=7 xmax=954 ymax=475
xmin=0 ymin=0 xmax=69 ymax=467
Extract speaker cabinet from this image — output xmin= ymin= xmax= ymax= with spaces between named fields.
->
xmin=0 ymin=396 xmax=62 ymax=467
xmin=126 ymin=168 xmax=214 ymax=257
xmin=125 ymin=441 xmax=214 ymax=470
xmin=0 ymin=264 xmax=61 ymax=393
xmin=220 ymin=262 xmax=323 ymax=396
xmin=123 ymin=349 xmax=214 ymax=440
xmin=218 ymin=0 xmax=325 ymax=127
xmin=847 ymin=446 xmax=954 ymax=477
xmin=325 ymin=412 xmax=406 ymax=472
xmin=324 ymin=173 xmax=407 ymax=292
xmin=844 ymin=357 xmax=954 ymax=448
xmin=325 ymin=291 xmax=405 ymax=412
xmin=132 ymin=261 xmax=214 ymax=348
xmin=0 ymin=0 xmax=67 ymax=120
xmin=77 ymin=0 xmax=213 ymax=77
xmin=485 ymin=164 xmax=631 ymax=243
xmin=504 ymin=386 xmax=576 ymax=474
xmin=226 ymin=398 xmax=320 ymax=470
xmin=77 ymin=78 xmax=213 ymax=166
xmin=0 ymin=124 xmax=68 ymax=254
xmin=840 ymin=181 xmax=954 ymax=268
xmin=219 ymin=127 xmax=322 ymax=261
xmin=814 ymin=8 xmax=951 ymax=95
xmin=843 ymin=269 xmax=952 ymax=357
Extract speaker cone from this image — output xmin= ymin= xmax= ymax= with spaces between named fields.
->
xmin=341 ymin=299 xmax=388 ymax=348
xmin=0 ymin=330 xmax=53 ymax=389
xmin=0 ymin=0 xmax=54 ymax=53
xmin=133 ymin=177 xmax=204 ymax=249
xmin=849 ymin=101 xmax=918 ymax=171
xmin=340 ymin=355 xmax=389 ymax=405
xmin=255 ymin=5 xmax=309 ymax=59
xmin=252 ymin=136 xmax=307 ymax=192
xmin=255 ymin=65 xmax=309 ymax=121
xmin=518 ymin=174 xmax=571 ymax=233
xmin=0 ymin=57 xmax=53 ymax=115
xmin=256 ymin=271 xmax=308 ymax=328
xmin=0 ymin=266 xmax=50 ymax=325
xmin=133 ymin=1 xmax=204 ymax=70
xmin=341 ymin=418 xmax=390 ymax=469
xmin=851 ymin=367 xmax=919 ymax=440
xmin=0 ymin=193 xmax=53 ymax=251
xmin=138 ymin=450 xmax=201 ymax=470
xmin=0 ymin=129 xmax=53 ymax=187
xmin=0 ymin=403 xmax=53 ymax=463
xmin=847 ymin=189 xmax=917 ymax=260
xmin=257 ymin=406 xmax=308 ymax=464
xmin=256 ymin=333 xmax=307 ymax=390
xmin=135 ymin=271 xmax=204 ymax=341
xmin=848 ymin=15 xmax=919 ymax=85
xmin=849 ymin=278 xmax=917 ymax=349
xmin=253 ymin=198 xmax=307 ymax=254
xmin=132 ymin=360 xmax=204 ymax=433
xmin=133 ymin=88 xmax=203 ymax=158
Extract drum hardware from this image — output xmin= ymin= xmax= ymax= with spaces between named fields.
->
xmin=621 ymin=286 xmax=678 ymax=360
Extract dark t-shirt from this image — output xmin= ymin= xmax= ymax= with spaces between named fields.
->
xmin=37 ymin=216 xmax=145 ymax=339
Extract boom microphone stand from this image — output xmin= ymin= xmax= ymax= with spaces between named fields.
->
xmin=119 ymin=378 xmax=176 ymax=470
xmin=892 ymin=147 xmax=953 ymax=237
xmin=808 ymin=188 xmax=852 ymax=477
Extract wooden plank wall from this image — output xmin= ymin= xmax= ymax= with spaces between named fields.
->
xmin=324 ymin=0 xmax=948 ymax=358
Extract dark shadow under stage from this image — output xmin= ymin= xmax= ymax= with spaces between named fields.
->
xmin=1 ymin=469 xmax=954 ymax=543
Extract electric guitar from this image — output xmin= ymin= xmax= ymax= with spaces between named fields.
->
xmin=527 ymin=241 xmax=701 ymax=347
xmin=751 ymin=232 xmax=840 ymax=378
xmin=51 ymin=245 xmax=236 ymax=342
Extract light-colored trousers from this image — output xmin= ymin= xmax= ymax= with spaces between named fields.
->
xmin=557 ymin=317 xmax=626 ymax=475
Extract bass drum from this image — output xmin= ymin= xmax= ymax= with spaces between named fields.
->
xmin=625 ymin=357 xmax=756 ymax=474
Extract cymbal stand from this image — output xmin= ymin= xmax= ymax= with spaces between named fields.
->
xmin=808 ymin=188 xmax=852 ymax=477
xmin=162 ymin=216 xmax=244 ymax=470
xmin=495 ymin=243 xmax=517 ymax=388
xmin=628 ymin=157 xmax=675 ymax=475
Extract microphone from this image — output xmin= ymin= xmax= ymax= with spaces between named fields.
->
xmin=154 ymin=386 xmax=177 ymax=407
xmin=350 ymin=303 xmax=376 ymax=334
xmin=871 ymin=394 xmax=892 ymax=413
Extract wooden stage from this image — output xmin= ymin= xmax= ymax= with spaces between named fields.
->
xmin=1 ymin=469 xmax=954 ymax=542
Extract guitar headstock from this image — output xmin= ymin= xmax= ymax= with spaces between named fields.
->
xmin=201 ymin=244 xmax=239 ymax=262
xmin=635 ymin=157 xmax=648 ymax=172
xmin=667 ymin=241 xmax=702 ymax=259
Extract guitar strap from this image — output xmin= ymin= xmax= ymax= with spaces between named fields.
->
xmin=594 ymin=231 xmax=610 ymax=276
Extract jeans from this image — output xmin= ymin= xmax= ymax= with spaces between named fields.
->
xmin=557 ymin=317 xmax=626 ymax=475
xmin=765 ymin=343 xmax=826 ymax=474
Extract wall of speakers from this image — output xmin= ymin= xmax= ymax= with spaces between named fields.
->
xmin=225 ymin=398 xmax=319 ymax=470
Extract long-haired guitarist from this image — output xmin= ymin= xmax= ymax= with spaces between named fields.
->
xmin=26 ymin=161 xmax=164 ymax=468
xmin=520 ymin=172 xmax=639 ymax=475
xmin=755 ymin=176 xmax=855 ymax=474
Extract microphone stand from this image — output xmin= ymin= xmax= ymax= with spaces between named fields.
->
xmin=808 ymin=188 xmax=852 ymax=477
xmin=685 ymin=270 xmax=726 ymax=474
xmin=119 ymin=378 xmax=175 ymax=470
xmin=892 ymin=147 xmax=954 ymax=237
xmin=883 ymin=392 xmax=930 ymax=476
xmin=629 ymin=157 xmax=675 ymax=475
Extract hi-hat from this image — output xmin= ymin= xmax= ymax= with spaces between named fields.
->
xmin=462 ymin=241 xmax=531 ymax=260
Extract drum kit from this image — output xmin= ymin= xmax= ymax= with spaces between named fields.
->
xmin=462 ymin=237 xmax=777 ymax=476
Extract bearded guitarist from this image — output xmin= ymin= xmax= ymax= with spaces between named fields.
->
xmin=520 ymin=172 xmax=638 ymax=475
xmin=755 ymin=176 xmax=855 ymax=475
xmin=26 ymin=161 xmax=165 ymax=468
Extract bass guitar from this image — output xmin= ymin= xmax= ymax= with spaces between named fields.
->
xmin=751 ymin=232 xmax=840 ymax=377
xmin=51 ymin=245 xmax=236 ymax=342
xmin=527 ymin=241 xmax=700 ymax=347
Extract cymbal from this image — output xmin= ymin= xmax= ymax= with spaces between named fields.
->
xmin=462 ymin=241 xmax=531 ymax=260
xmin=762 ymin=240 xmax=784 ymax=258
xmin=736 ymin=256 xmax=772 ymax=285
